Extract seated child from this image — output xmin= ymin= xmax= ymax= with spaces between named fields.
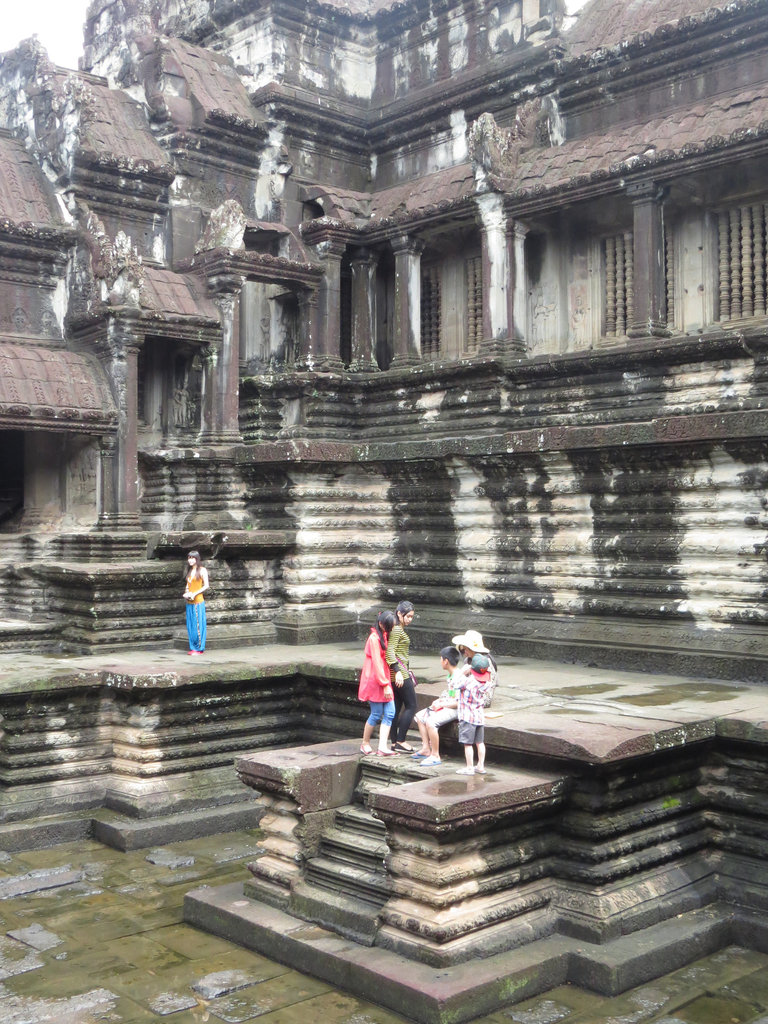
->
xmin=411 ymin=646 xmax=461 ymax=767
xmin=456 ymin=653 xmax=492 ymax=775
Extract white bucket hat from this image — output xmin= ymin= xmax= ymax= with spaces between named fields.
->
xmin=451 ymin=629 xmax=489 ymax=654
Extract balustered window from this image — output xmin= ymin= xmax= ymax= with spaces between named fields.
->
xmin=717 ymin=203 xmax=768 ymax=322
xmin=602 ymin=227 xmax=675 ymax=336
xmin=465 ymin=255 xmax=483 ymax=353
xmin=421 ymin=265 xmax=441 ymax=357
xmin=603 ymin=231 xmax=634 ymax=337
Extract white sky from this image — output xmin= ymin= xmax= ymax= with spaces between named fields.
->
xmin=0 ymin=0 xmax=91 ymax=69
xmin=0 ymin=0 xmax=591 ymax=72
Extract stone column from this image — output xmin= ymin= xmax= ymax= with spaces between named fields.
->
xmin=391 ymin=235 xmax=423 ymax=368
xmin=313 ymin=239 xmax=345 ymax=371
xmin=349 ymin=249 xmax=379 ymax=371
xmin=510 ymin=220 xmax=529 ymax=353
xmin=97 ymin=433 xmax=118 ymax=526
xmin=298 ymin=288 xmax=320 ymax=370
xmin=199 ymin=282 xmax=243 ymax=444
xmin=627 ymin=183 xmax=671 ymax=338
xmin=99 ymin=322 xmax=141 ymax=529
xmin=477 ymin=193 xmax=511 ymax=356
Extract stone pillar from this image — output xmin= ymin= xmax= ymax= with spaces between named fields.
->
xmin=313 ymin=240 xmax=345 ymax=371
xmin=98 ymin=322 xmax=141 ymax=530
xmin=627 ymin=183 xmax=671 ymax=338
xmin=391 ymin=235 xmax=423 ymax=367
xmin=298 ymin=288 xmax=320 ymax=370
xmin=510 ymin=221 xmax=529 ymax=353
xmin=477 ymin=193 xmax=511 ymax=356
xmin=199 ymin=283 xmax=243 ymax=444
xmin=97 ymin=433 xmax=118 ymax=526
xmin=349 ymin=249 xmax=379 ymax=371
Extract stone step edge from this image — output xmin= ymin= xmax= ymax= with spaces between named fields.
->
xmin=91 ymin=801 xmax=263 ymax=851
xmin=183 ymin=884 xmax=760 ymax=1024
xmin=0 ymin=802 xmax=264 ymax=854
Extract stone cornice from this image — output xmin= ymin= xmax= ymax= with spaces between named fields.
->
xmin=177 ymin=247 xmax=323 ymax=288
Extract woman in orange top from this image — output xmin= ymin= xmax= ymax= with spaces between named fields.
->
xmin=183 ymin=550 xmax=209 ymax=655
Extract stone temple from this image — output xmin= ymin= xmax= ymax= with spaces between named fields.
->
xmin=3 ymin=0 xmax=768 ymax=1020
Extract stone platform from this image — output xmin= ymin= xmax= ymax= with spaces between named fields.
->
xmin=4 ymin=642 xmax=768 ymax=1022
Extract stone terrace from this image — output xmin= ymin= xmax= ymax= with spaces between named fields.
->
xmin=4 ymin=644 xmax=768 ymax=1020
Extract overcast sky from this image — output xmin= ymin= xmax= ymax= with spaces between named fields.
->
xmin=1 ymin=0 xmax=91 ymax=68
xmin=1 ymin=0 xmax=591 ymax=71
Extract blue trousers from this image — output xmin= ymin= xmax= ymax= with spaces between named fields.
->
xmin=186 ymin=602 xmax=206 ymax=652
xmin=366 ymin=700 xmax=395 ymax=727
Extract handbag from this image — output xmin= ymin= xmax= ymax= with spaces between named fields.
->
xmin=395 ymin=656 xmax=417 ymax=687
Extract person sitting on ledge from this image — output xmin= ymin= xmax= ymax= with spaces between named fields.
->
xmin=411 ymin=645 xmax=462 ymax=767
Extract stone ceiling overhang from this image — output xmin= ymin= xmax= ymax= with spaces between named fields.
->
xmin=0 ymin=342 xmax=117 ymax=434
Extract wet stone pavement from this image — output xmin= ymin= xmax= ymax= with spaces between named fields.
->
xmin=0 ymin=832 xmax=767 ymax=1024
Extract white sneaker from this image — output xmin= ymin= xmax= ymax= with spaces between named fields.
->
xmin=456 ymin=767 xmax=475 ymax=775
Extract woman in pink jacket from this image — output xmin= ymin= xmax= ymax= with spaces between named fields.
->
xmin=358 ymin=611 xmax=398 ymax=756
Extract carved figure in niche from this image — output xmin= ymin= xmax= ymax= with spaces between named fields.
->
xmin=171 ymin=357 xmax=197 ymax=431
xmin=12 ymin=307 xmax=28 ymax=332
xmin=195 ymin=199 xmax=247 ymax=253
xmin=529 ymin=285 xmax=557 ymax=347
xmin=40 ymin=310 xmax=58 ymax=336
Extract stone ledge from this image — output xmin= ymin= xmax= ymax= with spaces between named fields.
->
xmin=184 ymin=885 xmax=762 ymax=1024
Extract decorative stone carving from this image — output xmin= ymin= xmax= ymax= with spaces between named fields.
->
xmin=195 ymin=199 xmax=247 ymax=253
xmin=469 ymin=101 xmax=545 ymax=188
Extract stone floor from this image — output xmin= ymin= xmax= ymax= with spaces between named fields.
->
xmin=5 ymin=642 xmax=768 ymax=1021
xmin=2 ymin=831 xmax=768 ymax=1023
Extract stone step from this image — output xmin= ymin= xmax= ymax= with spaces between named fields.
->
xmin=302 ymin=854 xmax=390 ymax=907
xmin=318 ymin=826 xmax=389 ymax=868
xmin=0 ymin=618 xmax=61 ymax=653
xmin=356 ymin=757 xmax=438 ymax=800
xmin=91 ymin=800 xmax=263 ymax=851
xmin=171 ymin=621 xmax=277 ymax=650
xmin=335 ymin=803 xmax=387 ymax=840
xmin=289 ymin=879 xmax=383 ymax=945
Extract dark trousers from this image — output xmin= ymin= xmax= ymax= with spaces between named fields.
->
xmin=392 ymin=674 xmax=417 ymax=742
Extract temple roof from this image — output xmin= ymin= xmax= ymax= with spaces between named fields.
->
xmin=46 ymin=70 xmax=173 ymax=174
xmin=565 ymin=0 xmax=759 ymax=57
xmin=0 ymin=133 xmax=65 ymax=230
xmin=138 ymin=268 xmax=220 ymax=321
xmin=509 ymin=80 xmax=768 ymax=200
xmin=0 ymin=342 xmax=117 ymax=432
xmin=138 ymin=37 xmax=262 ymax=129
xmin=369 ymin=164 xmax=476 ymax=221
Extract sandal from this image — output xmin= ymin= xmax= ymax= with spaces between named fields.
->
xmin=360 ymin=744 xmax=374 ymax=755
xmin=393 ymin=742 xmax=414 ymax=753
xmin=376 ymin=749 xmax=398 ymax=757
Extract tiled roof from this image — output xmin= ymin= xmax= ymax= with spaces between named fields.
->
xmin=566 ymin=0 xmax=754 ymax=57
xmin=0 ymin=342 xmax=116 ymax=430
xmin=70 ymin=74 xmax=172 ymax=170
xmin=0 ymin=133 xmax=63 ymax=229
xmin=511 ymin=82 xmax=768 ymax=198
xmin=139 ymin=267 xmax=220 ymax=320
xmin=369 ymin=164 xmax=476 ymax=221
xmin=140 ymin=37 xmax=260 ymax=127
xmin=303 ymin=186 xmax=372 ymax=223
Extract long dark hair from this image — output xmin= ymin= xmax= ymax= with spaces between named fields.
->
xmin=395 ymin=600 xmax=414 ymax=624
xmin=185 ymin=550 xmax=202 ymax=579
xmin=375 ymin=610 xmax=395 ymax=650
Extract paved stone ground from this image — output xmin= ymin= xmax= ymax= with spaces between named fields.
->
xmin=4 ymin=643 xmax=768 ymax=1021
xmin=2 ymin=832 xmax=768 ymax=1023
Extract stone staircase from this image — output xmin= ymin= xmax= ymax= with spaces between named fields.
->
xmin=290 ymin=758 xmax=434 ymax=944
